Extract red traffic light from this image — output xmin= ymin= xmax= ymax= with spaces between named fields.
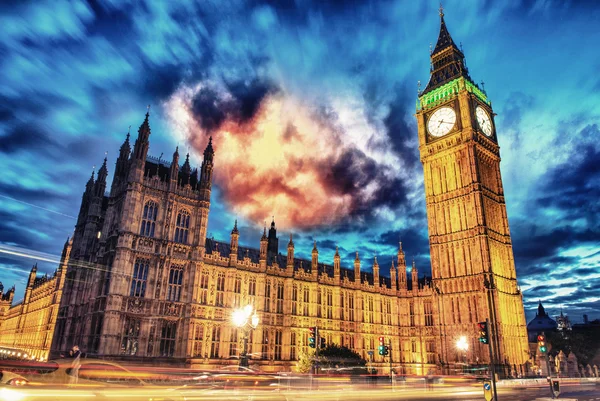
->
xmin=378 ymin=336 xmax=385 ymax=343
xmin=477 ymin=322 xmax=486 ymax=330
xmin=309 ymin=327 xmax=316 ymax=334
xmin=537 ymin=334 xmax=545 ymax=342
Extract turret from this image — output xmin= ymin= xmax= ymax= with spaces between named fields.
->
xmin=259 ymin=225 xmax=268 ymax=260
xmin=311 ymin=241 xmax=318 ymax=278
xmin=230 ymin=220 xmax=239 ymax=265
xmin=169 ymin=147 xmax=180 ymax=183
xmin=112 ymin=129 xmax=131 ymax=194
xmin=132 ymin=109 xmax=151 ymax=162
xmin=411 ymin=259 xmax=418 ymax=292
xmin=267 ymin=218 xmax=278 ymax=260
xmin=354 ymin=252 xmax=361 ymax=285
xmin=181 ymin=153 xmax=191 ymax=186
xmin=199 ymin=137 xmax=214 ymax=190
xmin=397 ymin=242 xmax=407 ymax=289
xmin=94 ymin=157 xmax=108 ymax=197
xmin=27 ymin=263 xmax=38 ymax=288
xmin=333 ymin=246 xmax=341 ymax=280
xmin=373 ymin=256 xmax=379 ymax=287
xmin=390 ymin=261 xmax=397 ymax=291
xmin=286 ymin=234 xmax=294 ymax=268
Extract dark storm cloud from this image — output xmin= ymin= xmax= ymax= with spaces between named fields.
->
xmin=191 ymin=79 xmax=276 ymax=132
xmin=383 ymin=84 xmax=420 ymax=170
xmin=0 ymin=123 xmax=57 ymax=154
xmin=318 ymin=148 xmax=409 ymax=220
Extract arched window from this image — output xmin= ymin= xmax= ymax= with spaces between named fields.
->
xmin=174 ymin=210 xmax=190 ymax=244
xmin=167 ymin=265 xmax=184 ymax=302
xmin=130 ymin=258 xmax=150 ymax=298
xmin=140 ymin=201 xmax=158 ymax=237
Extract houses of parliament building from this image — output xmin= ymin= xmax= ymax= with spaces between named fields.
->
xmin=0 ymin=9 xmax=529 ymax=375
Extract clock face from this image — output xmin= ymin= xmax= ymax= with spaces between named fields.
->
xmin=427 ymin=107 xmax=457 ymax=137
xmin=475 ymin=106 xmax=493 ymax=136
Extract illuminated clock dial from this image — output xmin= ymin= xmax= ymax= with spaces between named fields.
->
xmin=427 ymin=107 xmax=457 ymax=137
xmin=475 ymin=106 xmax=493 ymax=136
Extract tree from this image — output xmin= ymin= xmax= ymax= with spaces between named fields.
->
xmin=295 ymin=350 xmax=314 ymax=373
xmin=317 ymin=344 xmax=368 ymax=374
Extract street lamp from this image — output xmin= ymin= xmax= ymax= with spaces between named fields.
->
xmin=456 ymin=336 xmax=469 ymax=374
xmin=231 ymin=304 xmax=260 ymax=369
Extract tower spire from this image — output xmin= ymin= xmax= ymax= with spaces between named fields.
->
xmin=422 ymin=7 xmax=470 ymax=94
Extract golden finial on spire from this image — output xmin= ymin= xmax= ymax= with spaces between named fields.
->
xmin=128 ymin=125 xmax=131 ymax=134
xmin=439 ymin=3 xmax=444 ymax=18
xmin=147 ymin=104 xmax=151 ymax=114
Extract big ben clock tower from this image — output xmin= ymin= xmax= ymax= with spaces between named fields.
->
xmin=416 ymin=8 xmax=529 ymax=372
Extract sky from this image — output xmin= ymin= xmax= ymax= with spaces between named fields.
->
xmin=0 ymin=0 xmax=599 ymax=323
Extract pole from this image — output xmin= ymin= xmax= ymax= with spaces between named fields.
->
xmin=487 ymin=318 xmax=498 ymax=401
xmin=315 ymin=327 xmax=319 ymax=375
xmin=543 ymin=335 xmax=554 ymax=399
xmin=240 ymin=330 xmax=249 ymax=368
xmin=388 ymin=339 xmax=393 ymax=389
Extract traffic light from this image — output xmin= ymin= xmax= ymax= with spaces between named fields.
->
xmin=319 ymin=337 xmax=326 ymax=349
xmin=383 ymin=345 xmax=389 ymax=356
xmin=309 ymin=327 xmax=316 ymax=348
xmin=537 ymin=334 xmax=547 ymax=353
xmin=378 ymin=336 xmax=386 ymax=355
xmin=478 ymin=321 xmax=489 ymax=344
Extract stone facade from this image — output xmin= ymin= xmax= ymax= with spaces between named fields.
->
xmin=0 ymin=239 xmax=71 ymax=360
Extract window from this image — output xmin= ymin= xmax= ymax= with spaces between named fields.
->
xmin=130 ymin=258 xmax=149 ymax=297
xmin=317 ymin=290 xmax=322 ymax=317
xmin=303 ymin=287 xmax=309 ymax=316
xmin=409 ymin=303 xmax=416 ymax=327
xmin=174 ymin=210 xmax=190 ymax=244
xmin=200 ymin=272 xmax=209 ymax=304
xmin=210 ymin=326 xmax=220 ymax=358
xmin=276 ymin=281 xmax=284 ymax=314
xmin=229 ymin=328 xmax=238 ymax=357
xmin=140 ymin=200 xmax=158 ymax=237
xmin=216 ymin=273 xmax=225 ymax=306
xmin=233 ymin=275 xmax=242 ymax=307
xmin=291 ymin=284 xmax=298 ymax=315
xmin=264 ymin=280 xmax=271 ymax=312
xmin=159 ymin=321 xmax=177 ymax=357
xmin=121 ymin=317 xmax=140 ymax=355
xmin=167 ymin=265 xmax=184 ymax=302
xmin=193 ymin=325 xmax=204 ymax=357
xmin=326 ymin=289 xmax=333 ymax=319
xmin=261 ymin=329 xmax=269 ymax=360
xmin=340 ymin=292 xmax=345 ymax=320
xmin=249 ymin=277 xmax=256 ymax=296
xmin=424 ymin=301 xmax=434 ymax=326
xmin=290 ymin=332 xmax=297 ymax=361
xmin=274 ymin=330 xmax=282 ymax=361
xmin=348 ymin=294 xmax=354 ymax=322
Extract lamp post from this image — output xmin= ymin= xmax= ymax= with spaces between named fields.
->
xmin=456 ymin=336 xmax=469 ymax=375
xmin=231 ymin=304 xmax=260 ymax=369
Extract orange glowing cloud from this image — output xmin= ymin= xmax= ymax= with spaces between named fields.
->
xmin=165 ymin=81 xmax=407 ymax=230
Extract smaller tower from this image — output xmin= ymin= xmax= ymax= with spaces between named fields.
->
xmin=267 ymin=218 xmax=279 ymax=261
xmin=259 ymin=225 xmax=268 ymax=261
xmin=373 ymin=256 xmax=380 ymax=287
xmin=112 ymin=129 xmax=131 ymax=194
xmin=354 ymin=252 xmax=361 ymax=285
xmin=230 ymin=220 xmax=239 ymax=265
xmin=181 ymin=153 xmax=192 ymax=186
xmin=397 ymin=242 xmax=407 ymax=290
xmin=411 ymin=259 xmax=418 ymax=292
xmin=199 ymin=137 xmax=214 ymax=189
xmin=286 ymin=234 xmax=295 ymax=268
xmin=333 ymin=246 xmax=341 ymax=280
xmin=169 ymin=147 xmax=180 ymax=184
xmin=390 ymin=261 xmax=397 ymax=291
xmin=94 ymin=157 xmax=108 ymax=197
xmin=311 ymin=241 xmax=318 ymax=279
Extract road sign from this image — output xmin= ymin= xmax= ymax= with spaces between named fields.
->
xmin=483 ymin=380 xmax=493 ymax=401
